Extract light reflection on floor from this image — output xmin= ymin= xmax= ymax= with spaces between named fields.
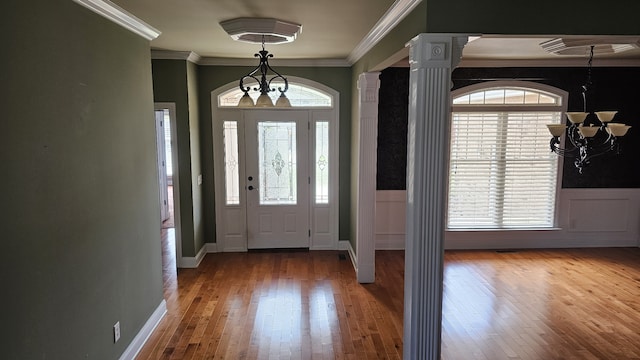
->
xmin=442 ymin=256 xmax=552 ymax=359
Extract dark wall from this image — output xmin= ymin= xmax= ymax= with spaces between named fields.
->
xmin=377 ymin=68 xmax=410 ymax=190
xmin=375 ymin=67 xmax=640 ymax=190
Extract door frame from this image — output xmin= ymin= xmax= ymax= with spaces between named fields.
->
xmin=154 ymin=102 xmax=182 ymax=262
xmin=155 ymin=109 xmax=169 ymax=222
xmin=211 ymin=77 xmax=339 ymax=252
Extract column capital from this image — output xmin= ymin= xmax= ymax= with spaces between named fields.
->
xmin=357 ymin=72 xmax=381 ymax=103
xmin=407 ymin=33 xmax=470 ymax=70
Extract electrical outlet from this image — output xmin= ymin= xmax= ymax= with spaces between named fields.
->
xmin=113 ymin=321 xmax=121 ymax=343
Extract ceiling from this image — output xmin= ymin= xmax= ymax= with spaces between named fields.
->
xmin=113 ymin=0 xmax=640 ymax=66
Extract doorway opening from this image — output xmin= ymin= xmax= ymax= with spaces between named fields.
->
xmin=155 ymin=103 xmax=182 ymax=263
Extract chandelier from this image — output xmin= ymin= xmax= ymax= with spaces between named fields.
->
xmin=546 ymin=45 xmax=631 ymax=173
xmin=237 ymin=36 xmax=290 ymax=108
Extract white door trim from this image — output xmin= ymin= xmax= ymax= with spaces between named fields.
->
xmin=211 ymin=77 xmax=340 ymax=252
xmin=154 ymin=103 xmax=182 ymax=262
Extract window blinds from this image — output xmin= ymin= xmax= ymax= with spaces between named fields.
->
xmin=448 ymin=111 xmax=561 ymax=229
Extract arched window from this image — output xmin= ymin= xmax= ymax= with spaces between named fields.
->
xmin=218 ymin=82 xmax=333 ymax=107
xmin=448 ymin=82 xmax=567 ymax=229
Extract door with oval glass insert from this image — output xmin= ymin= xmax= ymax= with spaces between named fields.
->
xmin=244 ymin=110 xmax=309 ymax=249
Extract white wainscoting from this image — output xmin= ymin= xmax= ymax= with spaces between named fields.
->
xmin=375 ymin=189 xmax=640 ymax=250
xmin=375 ymin=191 xmax=407 ymax=249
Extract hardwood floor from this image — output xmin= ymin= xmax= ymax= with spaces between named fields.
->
xmin=137 ymin=232 xmax=640 ymax=359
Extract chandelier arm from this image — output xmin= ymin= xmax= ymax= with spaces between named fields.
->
xmin=551 ymin=145 xmax=579 ymax=158
xmin=549 ymin=137 xmax=578 ymax=157
xmin=239 ymin=55 xmax=266 ymax=93
xmin=239 ymin=74 xmax=262 ymax=93
xmin=264 ymin=61 xmax=289 ymax=94
xmin=565 ymin=125 xmax=585 ymax=149
xmin=236 ymin=35 xmax=291 ymax=107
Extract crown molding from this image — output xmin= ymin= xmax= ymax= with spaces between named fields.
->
xmin=198 ymin=57 xmax=351 ymax=67
xmin=151 ymin=50 xmax=202 ymax=63
xmin=72 ymin=0 xmax=160 ymax=40
xmin=347 ymin=0 xmax=423 ymax=64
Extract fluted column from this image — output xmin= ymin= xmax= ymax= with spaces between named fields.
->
xmin=356 ymin=72 xmax=380 ymax=283
xmin=404 ymin=34 xmax=468 ymax=360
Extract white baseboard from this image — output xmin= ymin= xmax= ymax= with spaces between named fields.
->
xmin=178 ymin=244 xmax=207 ymax=268
xmin=119 ymin=300 xmax=167 ymax=360
xmin=339 ymin=240 xmax=358 ymax=272
xmin=204 ymin=242 xmax=218 ymax=253
xmin=337 ymin=240 xmax=351 ymax=251
xmin=178 ymin=243 xmax=219 ymax=268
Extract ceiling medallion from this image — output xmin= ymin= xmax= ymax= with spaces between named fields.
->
xmin=540 ymin=36 xmax=640 ymax=56
xmin=219 ymin=17 xmax=302 ymax=44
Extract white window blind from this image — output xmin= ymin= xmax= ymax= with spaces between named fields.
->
xmin=448 ymin=85 xmax=563 ymax=229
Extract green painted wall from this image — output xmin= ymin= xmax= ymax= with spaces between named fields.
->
xmin=197 ymin=65 xmax=353 ymax=242
xmin=151 ymin=59 xmax=205 ymax=257
xmin=1 ymin=0 xmax=163 ymax=358
xmin=188 ymin=62 xmax=206 ymax=253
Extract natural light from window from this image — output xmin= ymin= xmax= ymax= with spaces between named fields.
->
xmin=448 ymin=84 xmax=564 ymax=229
xmin=218 ymin=83 xmax=332 ymax=108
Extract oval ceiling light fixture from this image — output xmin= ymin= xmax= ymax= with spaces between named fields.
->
xmin=219 ymin=17 xmax=302 ymax=44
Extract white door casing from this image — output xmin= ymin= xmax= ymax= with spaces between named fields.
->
xmin=212 ymin=78 xmax=339 ymax=252
xmin=155 ymin=110 xmax=169 ymax=222
xmin=154 ymin=103 xmax=183 ymax=264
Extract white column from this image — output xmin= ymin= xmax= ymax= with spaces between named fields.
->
xmin=404 ymin=34 xmax=468 ymax=359
xmin=356 ymin=72 xmax=380 ymax=283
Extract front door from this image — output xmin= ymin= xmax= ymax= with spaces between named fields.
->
xmin=244 ymin=110 xmax=310 ymax=249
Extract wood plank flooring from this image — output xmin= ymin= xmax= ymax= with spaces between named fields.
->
xmin=137 ymin=231 xmax=640 ymax=359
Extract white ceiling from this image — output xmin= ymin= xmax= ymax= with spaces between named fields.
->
xmin=113 ymin=0 xmax=640 ymax=66
xmin=112 ymin=0 xmax=395 ymax=60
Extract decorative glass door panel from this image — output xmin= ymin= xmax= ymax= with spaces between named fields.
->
xmin=257 ymin=122 xmax=297 ymax=205
xmin=245 ymin=111 xmax=309 ymax=249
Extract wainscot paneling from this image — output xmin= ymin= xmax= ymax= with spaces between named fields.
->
xmin=375 ymin=191 xmax=407 ymax=249
xmin=375 ymin=189 xmax=640 ymax=250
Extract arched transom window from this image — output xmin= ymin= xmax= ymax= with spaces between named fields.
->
xmin=218 ymin=82 xmax=333 ymax=108
xmin=448 ymin=82 xmax=566 ymax=229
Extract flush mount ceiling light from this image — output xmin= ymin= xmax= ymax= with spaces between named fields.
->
xmin=540 ymin=36 xmax=640 ymax=56
xmin=220 ymin=17 xmax=302 ymax=44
